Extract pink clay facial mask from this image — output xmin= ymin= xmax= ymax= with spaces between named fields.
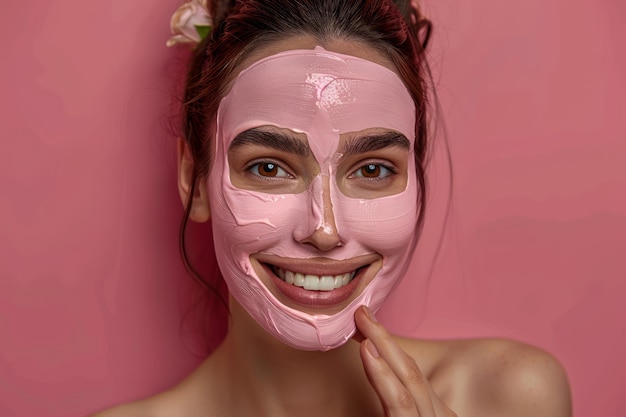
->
xmin=209 ymin=47 xmax=419 ymax=350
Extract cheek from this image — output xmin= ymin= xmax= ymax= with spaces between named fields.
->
xmin=211 ymin=185 xmax=305 ymax=252
xmin=333 ymin=186 xmax=419 ymax=254
xmin=210 ymin=176 xmax=324 ymax=260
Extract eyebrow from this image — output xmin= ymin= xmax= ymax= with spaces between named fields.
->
xmin=340 ymin=132 xmax=410 ymax=156
xmin=229 ymin=128 xmax=310 ymax=157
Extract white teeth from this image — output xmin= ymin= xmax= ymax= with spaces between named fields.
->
xmin=273 ymin=267 xmax=358 ymax=291
xmin=304 ymin=275 xmax=318 ymax=290
xmin=334 ymin=275 xmax=343 ymax=288
xmin=319 ymin=276 xmax=335 ymax=291
xmin=343 ymin=272 xmax=351 ymax=286
xmin=294 ymin=272 xmax=305 ymax=287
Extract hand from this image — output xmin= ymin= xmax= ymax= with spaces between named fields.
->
xmin=354 ymin=306 xmax=457 ymax=417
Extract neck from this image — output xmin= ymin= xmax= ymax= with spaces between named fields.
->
xmin=208 ymin=299 xmax=381 ymax=417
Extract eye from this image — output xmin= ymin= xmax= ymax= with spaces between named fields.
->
xmin=350 ymin=163 xmax=394 ymax=179
xmin=248 ymin=161 xmax=292 ymax=178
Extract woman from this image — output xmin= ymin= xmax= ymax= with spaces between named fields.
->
xmin=93 ymin=0 xmax=571 ymax=415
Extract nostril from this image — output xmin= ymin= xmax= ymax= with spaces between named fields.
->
xmin=304 ymin=225 xmax=343 ymax=252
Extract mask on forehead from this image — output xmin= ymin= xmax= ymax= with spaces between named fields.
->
xmin=209 ymin=46 xmax=419 ymax=351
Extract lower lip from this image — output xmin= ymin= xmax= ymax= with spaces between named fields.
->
xmin=263 ymin=264 xmax=365 ymax=308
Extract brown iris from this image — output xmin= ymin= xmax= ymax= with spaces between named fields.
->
xmin=258 ymin=162 xmax=278 ymax=177
xmin=360 ymin=164 xmax=380 ymax=178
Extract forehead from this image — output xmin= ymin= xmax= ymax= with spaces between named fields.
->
xmin=217 ymin=47 xmax=416 ymax=143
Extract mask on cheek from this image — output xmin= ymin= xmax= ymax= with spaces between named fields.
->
xmin=208 ymin=47 xmax=420 ymax=351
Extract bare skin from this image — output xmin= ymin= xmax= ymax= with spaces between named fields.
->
xmin=90 ymin=37 xmax=572 ymax=417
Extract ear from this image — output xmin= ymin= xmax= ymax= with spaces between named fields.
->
xmin=177 ymin=137 xmax=210 ymax=223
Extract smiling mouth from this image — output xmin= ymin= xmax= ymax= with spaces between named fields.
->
xmin=267 ymin=264 xmax=362 ymax=291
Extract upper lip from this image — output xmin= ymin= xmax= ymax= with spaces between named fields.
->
xmin=253 ymin=253 xmax=381 ymax=276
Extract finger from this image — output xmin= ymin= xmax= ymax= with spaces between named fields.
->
xmin=360 ymin=338 xmax=419 ymax=416
xmin=361 ymin=338 xmax=458 ymax=417
xmin=352 ymin=328 xmax=365 ymax=343
xmin=356 ymin=306 xmax=436 ymax=417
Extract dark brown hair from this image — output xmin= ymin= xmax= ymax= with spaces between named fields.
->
xmin=179 ymin=0 xmax=433 ymax=313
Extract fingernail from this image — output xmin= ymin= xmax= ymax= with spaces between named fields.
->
xmin=364 ymin=306 xmax=378 ymax=323
xmin=365 ymin=339 xmax=380 ymax=358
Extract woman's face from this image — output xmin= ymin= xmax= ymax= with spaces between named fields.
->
xmin=206 ymin=38 xmax=419 ymax=350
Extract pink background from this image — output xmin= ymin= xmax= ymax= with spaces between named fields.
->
xmin=1 ymin=0 xmax=624 ymax=416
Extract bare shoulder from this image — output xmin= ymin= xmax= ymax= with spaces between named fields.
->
xmin=87 ymin=401 xmax=144 ymax=417
xmin=87 ymin=359 xmax=217 ymax=417
xmin=397 ymin=337 xmax=572 ymax=417
xmin=87 ymin=390 xmax=182 ymax=417
xmin=455 ymin=338 xmax=572 ymax=417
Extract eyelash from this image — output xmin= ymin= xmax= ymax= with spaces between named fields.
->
xmin=348 ymin=162 xmax=397 ymax=181
xmin=245 ymin=159 xmax=294 ymax=180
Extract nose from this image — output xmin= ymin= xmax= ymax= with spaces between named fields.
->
xmin=294 ymin=174 xmax=343 ymax=252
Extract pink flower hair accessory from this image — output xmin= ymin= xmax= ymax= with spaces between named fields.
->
xmin=166 ymin=0 xmax=212 ymax=47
